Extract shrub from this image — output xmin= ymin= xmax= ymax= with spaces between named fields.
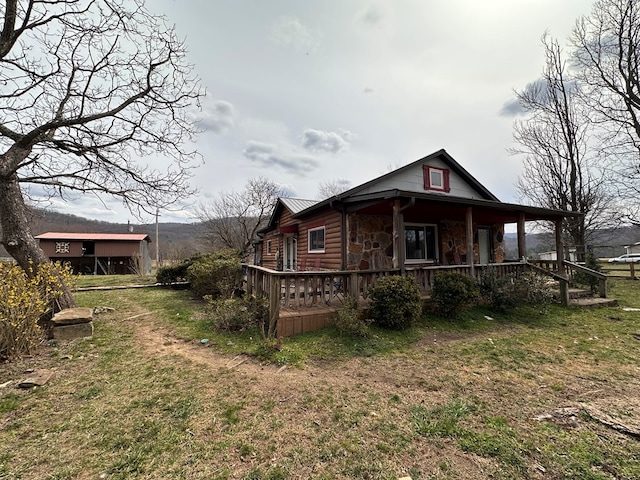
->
xmin=515 ymin=271 xmax=555 ymax=304
xmin=480 ymin=270 xmax=518 ymax=312
xmin=156 ymin=259 xmax=194 ymax=285
xmin=329 ymin=295 xmax=372 ymax=337
xmin=480 ymin=270 xmax=554 ymax=311
xmin=187 ymin=249 xmax=243 ymax=299
xmin=206 ymin=295 xmax=269 ymax=332
xmin=368 ymin=275 xmax=422 ymax=329
xmin=0 ymin=262 xmax=76 ymax=359
xmin=431 ymin=271 xmax=479 ymax=318
xmin=574 ymin=251 xmax=602 ymax=294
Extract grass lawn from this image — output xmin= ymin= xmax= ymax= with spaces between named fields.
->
xmin=1 ymin=279 xmax=640 ymax=479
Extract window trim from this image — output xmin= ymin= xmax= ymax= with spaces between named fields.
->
xmin=423 ymin=165 xmax=450 ymax=192
xmin=404 ymin=223 xmax=438 ymax=264
xmin=266 ymin=240 xmax=272 ymax=255
xmin=307 ymin=226 xmax=326 ymax=253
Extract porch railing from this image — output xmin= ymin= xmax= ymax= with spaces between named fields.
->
xmin=244 ymin=262 xmax=547 ymax=329
xmin=528 ymin=259 xmax=608 ymax=298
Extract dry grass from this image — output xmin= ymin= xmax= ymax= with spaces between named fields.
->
xmin=1 ymin=281 xmax=640 ymax=479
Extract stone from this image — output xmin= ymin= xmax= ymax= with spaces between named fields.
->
xmin=53 ymin=322 xmax=94 ymax=340
xmin=18 ymin=369 xmax=53 ymax=388
xmin=52 ymin=307 xmax=93 ymax=325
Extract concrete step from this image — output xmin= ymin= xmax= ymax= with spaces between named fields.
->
xmin=570 ymin=297 xmax=619 ymax=308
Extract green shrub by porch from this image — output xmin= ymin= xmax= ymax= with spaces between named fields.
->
xmin=368 ymin=275 xmax=422 ymax=329
xmin=187 ymin=249 xmax=243 ymax=299
xmin=432 ymin=271 xmax=480 ymax=318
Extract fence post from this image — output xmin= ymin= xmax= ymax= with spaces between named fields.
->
xmin=631 ymin=263 xmax=636 ymax=280
xmin=268 ymin=276 xmax=280 ymax=338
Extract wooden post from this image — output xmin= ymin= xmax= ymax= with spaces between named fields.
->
xmin=246 ymin=267 xmax=254 ymax=296
xmin=555 ymin=219 xmax=569 ymax=306
xmin=631 ymin=263 xmax=636 ymax=281
xmin=466 ymin=207 xmax=475 ymax=276
xmin=392 ymin=200 xmax=400 ymax=270
xmin=517 ymin=213 xmax=526 ymax=260
xmin=268 ymin=275 xmax=280 ymax=338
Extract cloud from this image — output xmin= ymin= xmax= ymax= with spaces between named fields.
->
xmin=194 ymin=100 xmax=235 ymax=133
xmin=270 ymin=16 xmax=321 ymax=52
xmin=359 ymin=5 xmax=384 ymax=26
xmin=301 ymin=129 xmax=352 ymax=153
xmin=243 ymin=140 xmax=319 ymax=176
xmin=499 ymin=98 xmax=524 ymax=117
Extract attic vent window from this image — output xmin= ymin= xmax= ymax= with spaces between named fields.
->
xmin=423 ymin=165 xmax=450 ymax=193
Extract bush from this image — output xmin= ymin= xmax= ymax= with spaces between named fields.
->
xmin=431 ymin=271 xmax=479 ymax=318
xmin=329 ymin=295 xmax=372 ymax=337
xmin=480 ymin=270 xmax=554 ymax=311
xmin=575 ymin=251 xmax=602 ymax=294
xmin=187 ymin=249 xmax=243 ymax=299
xmin=480 ymin=270 xmax=518 ymax=312
xmin=156 ymin=259 xmax=194 ymax=285
xmin=0 ymin=262 xmax=76 ymax=359
xmin=206 ymin=295 xmax=269 ymax=332
xmin=368 ymin=275 xmax=422 ymax=329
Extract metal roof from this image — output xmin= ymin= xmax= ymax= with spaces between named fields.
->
xmin=34 ymin=232 xmax=151 ymax=242
xmin=279 ymin=198 xmax=318 ymax=214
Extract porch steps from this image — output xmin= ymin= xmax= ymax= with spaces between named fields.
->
xmin=567 ymin=288 xmax=618 ymax=308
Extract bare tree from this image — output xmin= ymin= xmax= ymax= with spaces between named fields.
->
xmin=570 ymin=0 xmax=640 ymax=223
xmin=511 ymin=34 xmax=615 ymax=258
xmin=0 ymin=0 xmax=202 ymax=307
xmin=316 ymin=178 xmax=350 ymax=199
xmin=197 ymin=177 xmax=282 ymax=260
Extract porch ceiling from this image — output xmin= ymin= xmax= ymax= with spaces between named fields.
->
xmin=343 ymin=190 xmax=579 ymax=224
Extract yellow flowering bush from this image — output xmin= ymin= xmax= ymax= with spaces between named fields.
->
xmin=0 ymin=261 xmax=76 ymax=359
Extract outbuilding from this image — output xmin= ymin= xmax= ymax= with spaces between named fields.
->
xmin=35 ymin=232 xmax=152 ymax=275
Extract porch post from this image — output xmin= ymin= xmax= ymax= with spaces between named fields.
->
xmin=466 ymin=207 xmax=474 ymax=276
xmin=392 ymin=200 xmax=400 ymax=270
xmin=517 ymin=213 xmax=526 ymax=260
xmin=555 ymin=218 xmax=569 ymax=306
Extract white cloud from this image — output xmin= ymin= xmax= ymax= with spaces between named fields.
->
xmin=301 ymin=129 xmax=351 ymax=153
xmin=243 ymin=140 xmax=319 ymax=176
xmin=194 ymin=100 xmax=235 ymax=134
xmin=270 ymin=16 xmax=322 ymax=52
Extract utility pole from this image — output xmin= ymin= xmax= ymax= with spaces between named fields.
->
xmin=155 ymin=208 xmax=160 ymax=271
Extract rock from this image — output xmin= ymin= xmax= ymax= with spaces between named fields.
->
xmin=52 ymin=307 xmax=94 ymax=340
xmin=18 ymin=369 xmax=53 ymax=388
xmin=53 ymin=322 xmax=94 ymax=340
xmin=52 ymin=308 xmax=93 ymax=325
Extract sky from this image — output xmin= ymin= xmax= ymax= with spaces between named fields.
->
xmin=48 ymin=0 xmax=594 ymax=224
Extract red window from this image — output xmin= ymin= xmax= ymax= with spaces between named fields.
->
xmin=423 ymin=165 xmax=450 ymax=192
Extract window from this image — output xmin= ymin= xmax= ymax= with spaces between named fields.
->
xmin=404 ymin=224 xmax=437 ymax=262
xmin=267 ymin=240 xmax=272 ymax=255
xmin=423 ymin=165 xmax=450 ymax=192
xmin=55 ymin=242 xmax=70 ymax=254
xmin=308 ymin=226 xmax=325 ymax=253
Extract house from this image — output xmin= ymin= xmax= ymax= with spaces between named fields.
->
xmin=35 ymin=232 xmax=152 ymax=275
xmin=248 ymin=149 xmax=603 ymax=336
xmin=538 ymin=249 xmax=577 ymax=262
xmin=624 ymin=242 xmax=640 ymax=254
xmin=256 ymin=149 xmax=577 ymax=273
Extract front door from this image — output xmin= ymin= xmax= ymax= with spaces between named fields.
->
xmin=283 ymin=235 xmax=297 ymax=271
xmin=478 ymin=227 xmax=492 ymax=264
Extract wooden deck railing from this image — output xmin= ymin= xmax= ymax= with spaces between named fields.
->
xmin=528 ymin=259 xmax=608 ymax=298
xmin=244 ymin=261 xmax=553 ymax=331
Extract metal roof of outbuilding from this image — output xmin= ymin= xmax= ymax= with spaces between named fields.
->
xmin=34 ymin=232 xmax=151 ymax=242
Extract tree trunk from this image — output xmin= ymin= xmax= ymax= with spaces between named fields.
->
xmin=0 ymin=173 xmax=76 ymax=309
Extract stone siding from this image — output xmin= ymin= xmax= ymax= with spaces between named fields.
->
xmin=346 ymin=214 xmax=394 ymax=270
xmin=440 ymin=221 xmax=505 ymax=265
